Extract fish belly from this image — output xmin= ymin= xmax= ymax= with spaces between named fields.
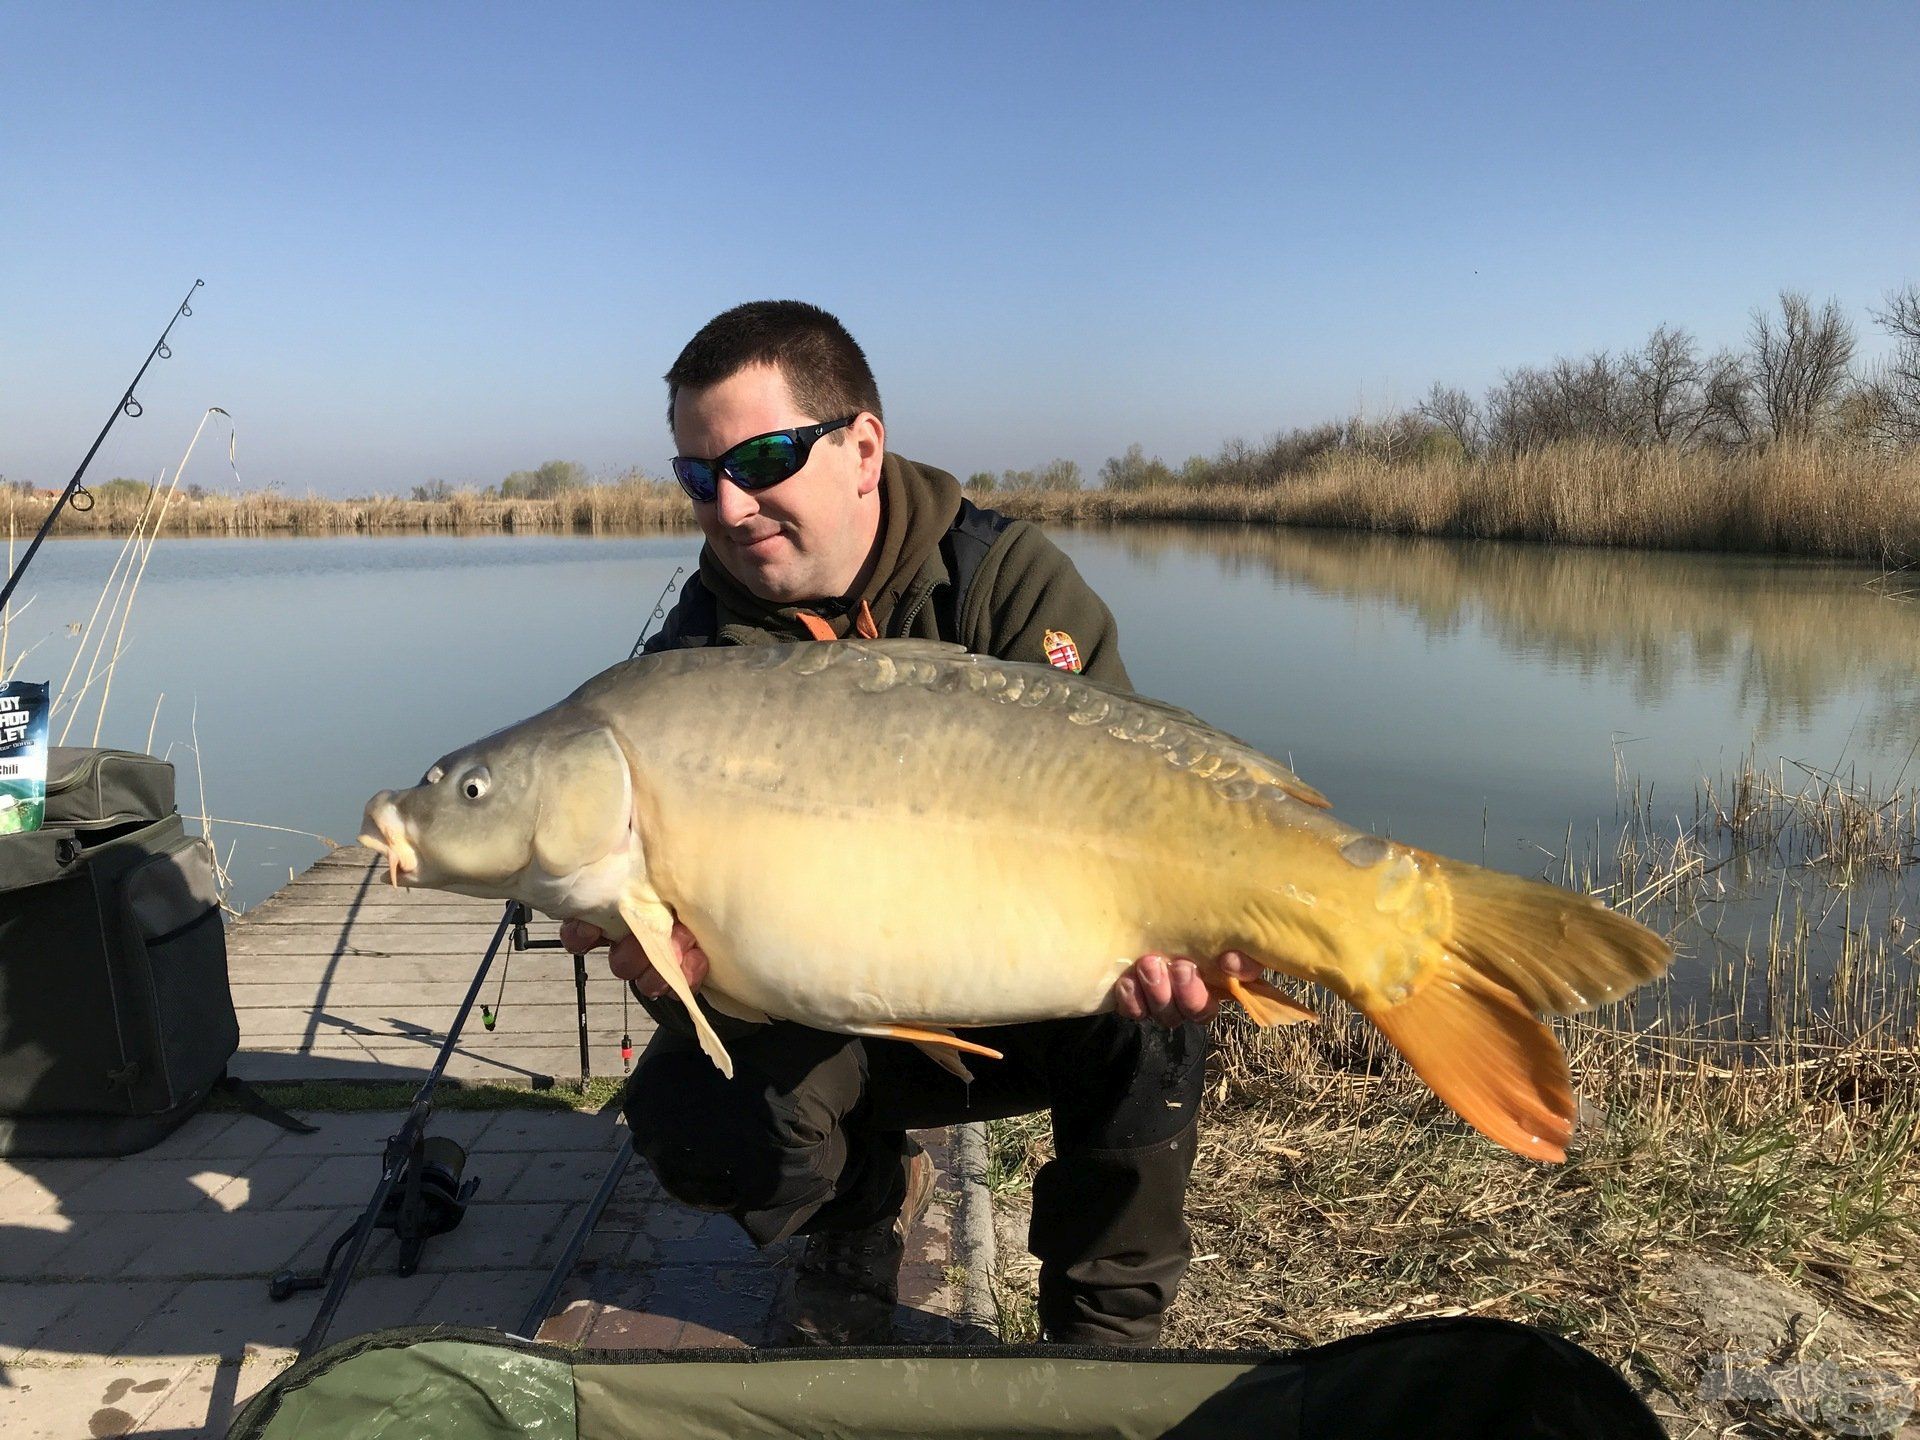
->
xmin=653 ymin=804 xmax=1149 ymax=1026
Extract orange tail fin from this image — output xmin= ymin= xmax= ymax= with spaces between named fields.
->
xmin=1364 ymin=957 xmax=1574 ymax=1162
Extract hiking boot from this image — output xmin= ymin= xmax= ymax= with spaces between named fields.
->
xmin=782 ymin=1146 xmax=936 ymax=1347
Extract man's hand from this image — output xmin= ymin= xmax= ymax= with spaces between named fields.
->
xmin=560 ymin=918 xmax=710 ymax=999
xmin=1115 ymin=950 xmax=1263 ymax=1027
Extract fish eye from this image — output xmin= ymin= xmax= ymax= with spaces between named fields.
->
xmin=460 ymin=767 xmax=491 ymax=801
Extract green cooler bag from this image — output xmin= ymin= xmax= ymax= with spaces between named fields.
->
xmin=0 ymin=747 xmax=236 ymax=1156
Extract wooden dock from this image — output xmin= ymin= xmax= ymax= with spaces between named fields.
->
xmin=228 ymin=845 xmax=652 ymax=1086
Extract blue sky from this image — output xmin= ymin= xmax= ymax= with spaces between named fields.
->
xmin=3 ymin=2 xmax=1916 ymax=495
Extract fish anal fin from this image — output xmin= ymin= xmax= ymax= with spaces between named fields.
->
xmin=1364 ymin=957 xmax=1574 ymax=1163
xmin=845 ymin=1022 xmax=1005 ymax=1070
xmin=616 ymin=888 xmax=736 ymax=1080
xmin=914 ymin=1043 xmax=975 ymax=1082
xmin=1213 ymin=971 xmax=1318 ymax=1027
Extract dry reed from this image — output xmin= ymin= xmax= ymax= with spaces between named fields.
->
xmin=988 ymin=440 xmax=1920 ymax=563
xmin=9 ymin=479 xmax=692 ymax=538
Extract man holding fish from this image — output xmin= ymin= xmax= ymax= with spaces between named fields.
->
xmin=363 ymin=302 xmax=1666 ymax=1353
xmin=561 ymin=301 xmax=1242 ymax=1347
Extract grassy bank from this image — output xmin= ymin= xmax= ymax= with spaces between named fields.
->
xmin=7 ymin=477 xmax=691 ymax=537
xmin=988 ymin=762 xmax=1920 ymax=1437
xmin=991 ymin=440 xmax=1920 ymax=563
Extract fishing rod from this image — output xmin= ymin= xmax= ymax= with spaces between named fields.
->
xmin=0 ymin=279 xmax=204 ymax=616
xmin=629 ymin=564 xmax=683 ymax=658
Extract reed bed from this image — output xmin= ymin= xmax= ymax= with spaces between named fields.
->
xmin=989 ymin=762 xmax=1920 ymax=1436
xmin=989 ymin=441 xmax=1920 ymax=563
xmin=9 ymin=479 xmax=692 ymax=537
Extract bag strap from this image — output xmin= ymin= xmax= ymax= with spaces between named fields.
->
xmin=937 ymin=498 xmax=1015 ymax=641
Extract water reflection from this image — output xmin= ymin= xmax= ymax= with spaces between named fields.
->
xmin=1101 ymin=525 xmax=1920 ymax=755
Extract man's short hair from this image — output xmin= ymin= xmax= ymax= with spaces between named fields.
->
xmin=666 ymin=301 xmax=883 ymax=431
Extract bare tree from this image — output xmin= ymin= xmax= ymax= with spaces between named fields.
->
xmin=1419 ymin=383 xmax=1481 ymax=456
xmin=1749 ymin=291 xmax=1856 ymax=441
xmin=1860 ymin=284 xmax=1920 ymax=446
xmin=1624 ymin=325 xmax=1705 ymax=445
xmin=1697 ymin=348 xmax=1756 ymax=447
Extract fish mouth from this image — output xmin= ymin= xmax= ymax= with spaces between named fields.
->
xmin=357 ymin=799 xmax=420 ymax=888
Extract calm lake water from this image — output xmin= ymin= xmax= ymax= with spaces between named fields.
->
xmin=10 ymin=527 xmax=1916 ymax=1023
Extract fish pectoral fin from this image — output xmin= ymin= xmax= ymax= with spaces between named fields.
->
xmin=1362 ymin=955 xmax=1573 ymax=1164
xmin=1211 ymin=970 xmax=1318 ymax=1027
xmin=704 ymin=990 xmax=770 ymax=1026
xmin=844 ymin=1022 xmax=1005 ymax=1073
xmin=616 ymin=888 xmax=735 ymax=1080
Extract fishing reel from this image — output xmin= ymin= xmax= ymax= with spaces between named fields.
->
xmin=268 ymin=1131 xmax=479 ymax=1301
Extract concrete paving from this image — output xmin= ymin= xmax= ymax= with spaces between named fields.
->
xmin=1 ymin=1104 xmax=989 ymax=1438
xmin=0 ymin=1104 xmax=626 ymax=1439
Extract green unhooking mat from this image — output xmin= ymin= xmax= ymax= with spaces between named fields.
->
xmin=226 ymin=1319 xmax=1666 ymax=1439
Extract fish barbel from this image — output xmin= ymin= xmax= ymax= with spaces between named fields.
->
xmin=360 ymin=640 xmax=1670 ymax=1161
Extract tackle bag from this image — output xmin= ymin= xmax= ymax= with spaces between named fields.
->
xmin=227 ymin=1319 xmax=1667 ymax=1439
xmin=0 ymin=746 xmax=238 ymax=1156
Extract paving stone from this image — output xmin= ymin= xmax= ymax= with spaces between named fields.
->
xmin=59 ymin=1157 xmax=248 ymax=1214
xmin=320 ymin=1273 xmax=444 ymax=1345
xmin=644 ymin=1262 xmax=780 ymax=1347
xmin=0 ymin=1213 xmax=79 ymax=1279
xmin=0 ymin=1155 xmax=112 ymax=1192
xmin=499 ymin=1149 xmax=617 ymax=1203
xmin=8 ymin=1280 xmax=180 ymax=1362
xmin=0 ymin=1172 xmax=63 ymax=1220
xmin=423 ymin=1111 xmax=498 ymax=1148
xmin=0 ymin=1281 xmax=85 ymax=1364
xmin=535 ymin=1297 xmax=594 ymax=1345
xmin=41 ymin=1212 xmax=180 ymax=1281
xmin=406 ymin=1201 xmax=572 ymax=1271
xmin=0 ymin=1361 xmax=193 ymax=1440
xmin=201 ymin=1155 xmax=330 ymax=1212
xmin=471 ymin=1112 xmax=622 ymax=1153
xmin=0 ymin=1157 xmax=110 ymax=1218
xmin=119 ymin=1210 xmax=336 ymax=1280
xmin=586 ymin=1300 xmax=685 ymax=1349
xmin=254 ymin=1112 xmax=404 ymax=1159
xmin=271 ymin=1153 xmax=395 ymax=1209
xmin=131 ymin=1360 xmax=286 ymax=1439
xmin=641 ymin=1205 xmax=707 ymax=1242
xmin=649 ymin=1211 xmax=761 ymax=1265
xmin=116 ymin=1279 xmax=310 ymax=1364
xmin=424 ymin=1268 xmax=549 ymax=1333
xmin=286 ymin=1207 xmax=395 ymax=1273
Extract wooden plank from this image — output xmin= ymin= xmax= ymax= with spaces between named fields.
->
xmin=230 ymin=927 xmax=525 ymax=955
xmin=225 ymin=958 xmax=595 ymax=983
xmin=229 ymin=1050 xmax=618 ymax=1084
xmin=238 ymin=903 xmax=519 ymax=925
xmin=231 ymin=980 xmax=623 ymax=1007
xmin=242 ymin=1005 xmax=636 ymax=1036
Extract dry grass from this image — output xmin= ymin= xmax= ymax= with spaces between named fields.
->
xmin=9 ymin=479 xmax=693 ymax=537
xmin=989 ymin=763 xmax=1920 ymax=1436
xmin=987 ymin=440 xmax=1920 ymax=563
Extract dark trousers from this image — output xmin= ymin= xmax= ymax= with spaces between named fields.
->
xmin=624 ymin=1010 xmax=1208 ymax=1346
